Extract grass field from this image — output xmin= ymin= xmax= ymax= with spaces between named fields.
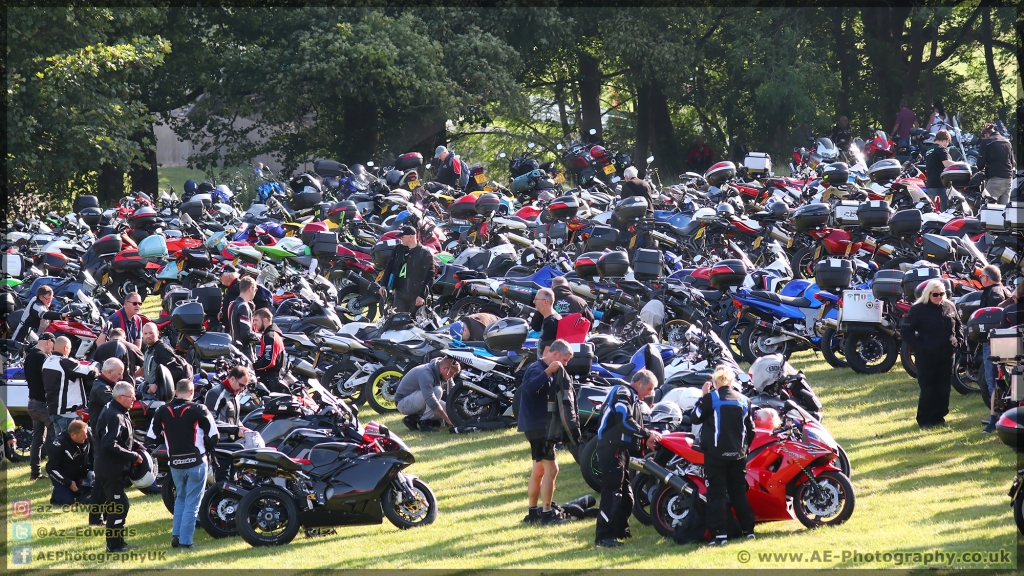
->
xmin=4 ymin=297 xmax=1021 ymax=569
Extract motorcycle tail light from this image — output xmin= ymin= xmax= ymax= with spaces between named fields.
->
xmin=996 ymin=413 xmax=1022 ymax=429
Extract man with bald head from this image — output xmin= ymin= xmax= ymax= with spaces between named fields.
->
xmin=89 ymin=358 xmax=125 ymax=441
xmin=140 ymin=322 xmax=191 ymax=395
xmin=42 ymin=336 xmax=98 ymax=436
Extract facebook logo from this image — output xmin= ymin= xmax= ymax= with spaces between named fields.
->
xmin=11 ymin=545 xmax=32 ymax=565
xmin=12 ymin=522 xmax=32 ymax=541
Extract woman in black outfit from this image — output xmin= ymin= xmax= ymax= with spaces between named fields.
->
xmin=900 ymin=279 xmax=966 ymax=428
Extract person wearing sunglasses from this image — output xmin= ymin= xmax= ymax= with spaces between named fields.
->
xmin=901 ymin=279 xmax=966 ymax=428
xmin=96 ymin=292 xmax=144 ymax=348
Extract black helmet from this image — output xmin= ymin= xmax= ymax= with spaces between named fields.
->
xmin=385 ymin=169 xmax=403 ymax=188
xmin=184 ymin=179 xmax=198 ymax=195
xmin=822 ymin=162 xmax=850 ymax=187
xmin=716 ymin=202 xmax=735 ymax=219
xmin=289 ymin=173 xmax=323 ymax=195
xmin=198 ymin=181 xmax=215 ymax=193
xmin=768 ymin=201 xmax=789 ymax=220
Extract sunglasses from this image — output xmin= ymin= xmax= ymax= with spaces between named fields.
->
xmin=931 ymin=292 xmax=945 ymax=297
xmin=127 ymin=301 xmax=142 ymax=305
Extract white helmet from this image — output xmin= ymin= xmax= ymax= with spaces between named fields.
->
xmin=661 ymin=387 xmax=703 ymax=412
xmin=129 ymin=450 xmax=156 ymax=490
xmin=650 ymin=402 xmax=682 ymax=429
xmin=749 ymin=354 xmax=797 ymax=393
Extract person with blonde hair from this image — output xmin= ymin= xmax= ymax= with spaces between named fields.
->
xmin=692 ymin=364 xmax=755 ymax=545
xmin=901 ymin=279 xmax=965 ymax=428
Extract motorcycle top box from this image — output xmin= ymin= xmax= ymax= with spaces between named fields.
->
xmin=547 ymin=195 xmax=580 ymax=221
xmin=920 ymin=233 xmax=954 ymax=263
xmin=708 ymin=259 xmax=748 ymax=290
xmin=870 ymin=269 xmax=904 ymax=299
xmin=967 ymin=307 xmax=1005 ymax=343
xmin=868 ymin=159 xmax=901 ymax=183
xmin=574 ymin=251 xmax=605 ymax=280
xmin=171 ymin=301 xmax=206 ymax=332
xmin=597 ymin=250 xmax=630 ymax=278
xmin=79 ymin=207 xmax=102 ymax=227
xmin=888 ymin=209 xmax=922 ymax=237
xmin=901 ymin=266 xmax=940 ymax=300
xmin=586 ymin=226 xmax=618 ymax=251
xmin=483 ymin=317 xmax=530 ymax=351
xmin=290 ymin=190 xmax=323 ymax=211
xmin=814 ymin=258 xmax=854 ymax=291
xmin=394 ymin=152 xmax=423 ymax=171
xmin=613 ymin=196 xmax=649 ymax=221
xmin=940 ymin=162 xmax=972 ymax=187
xmin=704 ymin=161 xmax=736 ymax=186
xmin=632 ymin=249 xmax=663 ymax=281
xmin=73 ymin=195 xmax=100 ymax=213
xmin=450 ymin=195 xmax=480 ymax=220
xmin=792 ymin=203 xmax=830 ymax=232
xmin=475 ymin=193 xmax=503 ymax=217
xmin=978 ymin=204 xmax=1006 ymax=231
xmin=193 ymin=331 xmax=234 ymax=359
xmin=996 ymin=406 xmax=1023 ymax=452
xmin=372 ymin=239 xmax=399 ymax=270
xmin=310 ymin=232 xmax=339 ymax=259
xmin=179 ymin=200 xmax=206 ymax=221
xmin=856 ymin=200 xmax=890 ymax=229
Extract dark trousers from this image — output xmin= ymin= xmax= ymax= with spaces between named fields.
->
xmin=27 ymin=399 xmax=52 ymax=476
xmin=705 ymin=455 xmax=755 ymax=538
xmin=259 ymin=374 xmax=288 ymax=394
xmin=393 ymin=293 xmax=421 ymax=316
xmin=50 ymin=483 xmax=90 ymax=505
xmin=88 ymin=479 xmax=105 ymax=525
xmin=916 ymin=353 xmax=953 ymax=427
xmin=98 ymin=474 xmax=130 ymax=549
xmin=595 ymin=446 xmax=633 ymax=542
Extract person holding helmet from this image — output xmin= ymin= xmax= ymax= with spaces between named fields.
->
xmin=95 ymin=382 xmax=144 ymax=553
xmin=377 ymin=226 xmax=434 ymax=315
xmin=692 ymin=365 xmax=756 ymax=546
xmin=900 ymin=279 xmax=965 ymax=428
xmin=433 ymin=146 xmax=469 ymax=189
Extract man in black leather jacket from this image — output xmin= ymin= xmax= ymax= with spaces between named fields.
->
xmin=204 ymin=366 xmax=249 ymax=443
xmin=830 ymin=116 xmax=852 ymax=151
xmin=378 ymin=226 xmax=435 ymax=315
xmin=228 ymin=276 xmax=260 ymax=361
xmin=94 ymin=382 xmax=143 ymax=552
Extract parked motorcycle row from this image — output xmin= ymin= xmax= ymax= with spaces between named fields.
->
xmin=3 ymin=134 xmax=1022 ymax=541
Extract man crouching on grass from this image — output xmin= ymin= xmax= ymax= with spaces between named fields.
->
xmin=517 ymin=339 xmax=573 ymax=525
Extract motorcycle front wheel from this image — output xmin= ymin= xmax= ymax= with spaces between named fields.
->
xmin=631 ymin=472 xmax=659 ymax=526
xmin=448 ymin=383 xmax=500 ymax=427
xmin=1014 ymin=490 xmax=1024 ymax=536
xmin=580 ymin=436 xmax=603 ymax=492
xmin=323 ymin=360 xmax=365 ymax=406
xmin=900 ymin=341 xmax=918 ymax=378
xmin=236 ymin=485 xmax=301 ymax=547
xmin=162 ymin=477 xmax=176 ymax=514
xmin=793 ymin=470 xmax=856 ymax=528
xmin=951 ymin=350 xmax=984 ymax=396
xmin=819 ymin=328 xmax=848 ymax=369
xmin=842 ymin=331 xmax=898 ymax=374
xmin=739 ymin=322 xmax=794 ymax=364
xmin=200 ymin=482 xmax=241 ymax=538
xmin=383 ymin=477 xmax=438 ymax=529
xmin=365 ymin=366 xmax=403 ymax=414
xmin=336 ymin=286 xmax=374 ymax=323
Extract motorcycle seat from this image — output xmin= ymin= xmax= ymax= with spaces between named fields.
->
xmin=749 ymin=290 xmax=812 ymax=308
xmin=504 ymin=278 xmax=542 ymax=291
xmin=602 ymin=362 xmax=635 ymax=377
xmin=699 ymin=290 xmax=724 ymax=301
xmin=286 ymin=255 xmax=315 ymax=268
xmin=340 ymin=242 xmax=370 ymax=255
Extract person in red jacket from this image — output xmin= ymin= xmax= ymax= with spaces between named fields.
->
xmin=687 ymin=136 xmax=714 ymax=174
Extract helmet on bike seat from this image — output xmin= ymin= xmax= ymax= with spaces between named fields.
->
xmin=198 ymin=181 xmax=215 ymax=194
xmin=449 ymin=321 xmax=467 ymax=341
xmin=385 ymin=169 xmax=403 ymax=188
xmin=650 ymin=401 xmax=683 ymax=430
xmin=263 ymin=222 xmax=286 ymax=238
xmin=754 ymin=407 xmax=782 ymax=430
xmin=716 ymin=202 xmax=736 ymax=219
xmin=766 ymin=199 xmax=789 ymax=220
xmin=749 ymin=353 xmax=797 ymax=393
xmin=184 ymin=179 xmax=198 ymax=195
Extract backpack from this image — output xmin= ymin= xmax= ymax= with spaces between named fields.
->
xmin=555 ymin=313 xmax=591 ymax=344
xmin=545 ymin=367 xmax=581 ymax=447
xmin=458 ymin=159 xmax=470 ymax=189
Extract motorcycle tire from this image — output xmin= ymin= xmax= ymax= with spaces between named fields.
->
xmin=819 ymin=328 xmax=848 ymax=369
xmin=235 ymin=485 xmax=301 ymax=547
xmin=951 ymin=351 xmax=983 ymax=396
xmin=793 ymin=470 xmax=856 ymax=528
xmin=199 ymin=482 xmax=240 ymax=538
xmin=631 ymin=472 xmax=659 ymax=526
xmin=580 ymin=436 xmax=603 ymax=492
xmin=1015 ymin=492 xmax=1024 ymax=537
xmin=448 ymin=296 xmax=503 ymax=320
xmin=162 ymin=476 xmax=176 ymax=514
xmin=663 ymin=319 xmax=692 ymax=349
xmin=336 ymin=285 xmax=374 ymax=323
xmin=323 ymin=360 xmax=365 ymax=406
xmin=6 ymin=422 xmax=31 ymax=462
xmin=365 ymin=365 xmax=403 ymax=414
xmin=837 ymin=445 xmax=852 ymax=479
xmin=717 ymin=320 xmax=747 ymax=363
xmin=650 ymin=481 xmax=700 ymax=538
xmin=739 ymin=321 xmax=794 ymax=364
xmin=448 ymin=382 xmax=500 ymax=428
xmin=382 ymin=477 xmax=438 ymax=529
xmin=790 ymin=246 xmax=817 ymax=280
xmin=900 ymin=341 xmax=917 ymax=378
xmin=111 ymin=273 xmax=150 ymax=302
xmin=842 ymin=331 xmax=898 ymax=375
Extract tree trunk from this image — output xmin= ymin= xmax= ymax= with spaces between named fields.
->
xmin=648 ymin=79 xmax=680 ymax=176
xmin=555 ymin=76 xmax=571 ymax=140
xmin=925 ymin=12 xmax=938 ymax=106
xmin=97 ymin=163 xmax=127 ymax=207
xmin=342 ymin=97 xmax=379 ymax=165
xmin=982 ymin=8 xmax=1005 ymax=116
xmin=129 ymin=124 xmax=160 ymax=196
xmin=577 ymin=51 xmax=603 ymax=142
xmin=633 ymin=79 xmax=651 ymax=178
xmin=833 ymin=8 xmax=851 ymax=118
xmin=861 ymin=7 xmax=914 ymax=123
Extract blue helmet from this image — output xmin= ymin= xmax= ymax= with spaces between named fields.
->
xmin=263 ymin=222 xmax=285 ymax=238
xmin=184 ymin=179 xmax=198 ymax=195
xmin=449 ymin=321 xmax=466 ymax=341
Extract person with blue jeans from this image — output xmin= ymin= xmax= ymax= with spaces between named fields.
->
xmin=978 ymin=266 xmax=1012 ymax=433
xmin=149 ymin=378 xmax=219 ymax=549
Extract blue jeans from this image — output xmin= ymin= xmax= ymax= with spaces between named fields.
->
xmin=50 ymin=483 xmax=90 ymax=505
xmin=171 ymin=462 xmax=207 ymax=545
xmin=898 ymin=138 xmax=910 ymax=147
xmin=925 ymin=187 xmax=949 ymax=211
xmin=51 ymin=415 xmax=78 ymax=437
xmin=981 ymin=343 xmax=997 ymax=400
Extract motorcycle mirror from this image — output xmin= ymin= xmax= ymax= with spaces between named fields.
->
xmin=367 ymin=161 xmax=374 ymax=167
xmin=528 ymin=142 xmax=535 ymax=148
xmin=646 ymin=156 xmax=655 ymax=165
xmin=589 ymin=129 xmax=597 ymax=135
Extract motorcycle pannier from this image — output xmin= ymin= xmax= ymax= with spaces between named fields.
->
xmin=1006 ymin=202 xmax=1023 ymax=230
xmin=564 ymin=342 xmax=595 ymax=376
xmin=857 ymin=200 xmax=890 ymax=228
xmin=901 ymin=266 xmax=940 ymax=301
xmin=871 ymin=269 xmax=904 ymax=299
xmin=547 ymin=195 xmax=579 ymax=221
xmin=979 ymin=204 xmax=1006 ymax=231
xmin=394 ymin=152 xmax=423 ymax=171
xmin=574 ymin=251 xmax=604 ymax=279
xmin=310 ymin=232 xmax=339 ymax=259
xmin=613 ymin=196 xmax=649 ymax=221
xmin=597 ymin=250 xmax=630 ymax=278
xmin=171 ymin=301 xmax=206 ymax=332
xmin=967 ymin=307 xmax=1006 ymax=343
xmin=831 ymin=200 xmax=860 ymax=227
xmin=179 ymin=200 xmax=206 ymax=221
xmin=73 ymin=195 xmax=100 ymax=213
xmin=290 ymin=190 xmax=323 ymax=211
xmin=632 ymin=249 xmax=663 ymax=281
xmin=475 ymin=193 xmax=503 ymax=217
xmin=450 ymin=196 xmax=480 ymax=220
xmin=792 ymin=203 xmax=829 ymax=232
xmin=93 ymin=234 xmax=123 ymax=256
xmin=887 ymin=209 xmax=922 ymax=236
xmin=989 ymin=327 xmax=1023 ymax=362
xmin=586 ymin=226 xmax=618 ymax=251
xmin=484 ymin=317 xmax=530 ymax=351
xmin=709 ymin=259 xmax=748 ymax=290
xmin=372 ymin=239 xmax=399 ymax=270
xmin=920 ymin=233 xmax=953 ymax=263
xmin=813 ymin=259 xmax=854 ymax=291
xmin=868 ymin=159 xmax=901 ymax=183
xmin=263 ymin=393 xmax=303 ymax=417
xmin=996 ymin=406 xmax=1024 ymax=453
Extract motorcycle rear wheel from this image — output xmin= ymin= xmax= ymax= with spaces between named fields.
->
xmin=323 ymin=360 xmax=365 ymax=406
xmin=819 ymin=328 xmax=848 ymax=369
xmin=631 ymin=472 xmax=659 ymax=526
xmin=842 ymin=331 xmax=898 ymax=375
xmin=1015 ymin=491 xmax=1024 ymax=537
xmin=650 ymin=481 xmax=699 ymax=538
xmin=336 ymin=286 xmax=374 ymax=323
xmin=448 ymin=296 xmax=503 ymax=320
xmin=790 ymin=246 xmax=817 ymax=280
xmin=663 ymin=319 xmax=692 ymax=349
xmin=199 ymin=482 xmax=240 ymax=538
xmin=383 ymin=477 xmax=437 ymax=529
xmin=951 ymin=351 xmax=983 ymax=396
xmin=448 ymin=383 xmax=499 ymax=427
xmin=793 ymin=470 xmax=855 ymax=528
xmin=162 ymin=476 xmax=176 ymax=514
xmin=236 ymin=485 xmax=301 ymax=547
xmin=580 ymin=436 xmax=603 ymax=492
xmin=739 ymin=322 xmax=794 ymax=364
xmin=365 ymin=366 xmax=403 ymax=414
xmin=900 ymin=341 xmax=917 ymax=378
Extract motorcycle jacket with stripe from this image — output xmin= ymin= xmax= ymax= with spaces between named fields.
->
xmin=13 ymin=296 xmax=62 ymax=342
xmin=94 ymin=399 xmax=142 ymax=479
xmin=46 ymin=429 xmax=93 ymax=488
xmin=42 ymin=354 xmax=98 ymax=416
xmin=692 ymin=385 xmax=755 ymax=460
xmin=148 ymin=398 xmax=220 ymax=469
xmin=595 ymin=384 xmax=650 ymax=453
xmin=204 ymin=383 xmax=241 ymax=441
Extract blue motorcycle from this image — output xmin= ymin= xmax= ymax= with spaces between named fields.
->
xmin=734 ymin=279 xmax=840 ymax=363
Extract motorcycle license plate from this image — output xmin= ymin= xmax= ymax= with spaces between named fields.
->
xmin=474 ymin=174 xmax=487 ymax=184
xmin=814 ymin=245 xmax=822 ymax=259
xmin=408 ymin=181 xmax=418 ymax=189
xmin=753 ymin=236 xmax=763 ymax=249
xmin=554 ymin=173 xmax=565 ymax=184
xmin=694 ymin=227 xmax=705 ymax=240
xmin=885 ymin=194 xmax=893 ymax=203
xmin=603 ymin=164 xmax=616 ymax=175
xmin=787 ymin=236 xmax=795 ymax=249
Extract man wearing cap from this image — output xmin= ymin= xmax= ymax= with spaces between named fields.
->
xmin=377 ymin=226 xmax=435 ymax=316
xmin=218 ymin=265 xmax=241 ymax=331
xmin=433 ymin=146 xmax=469 ymax=189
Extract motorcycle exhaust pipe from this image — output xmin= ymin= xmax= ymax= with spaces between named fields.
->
xmin=650 ymin=230 xmax=677 ymax=247
xmin=460 ymin=382 xmax=499 ymax=400
xmin=754 ymin=319 xmax=814 ymax=348
xmin=628 ymin=457 xmax=693 ymax=496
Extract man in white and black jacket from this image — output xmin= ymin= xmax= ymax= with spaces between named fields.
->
xmin=13 ymin=284 xmax=66 ymax=342
xmin=149 ymin=378 xmax=219 ymax=549
xmin=42 ymin=336 xmax=98 ymax=436
xmin=691 ymin=366 xmax=756 ymax=545
xmin=94 ymin=382 xmax=144 ymax=553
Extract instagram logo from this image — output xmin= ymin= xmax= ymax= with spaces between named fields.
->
xmin=11 ymin=499 xmax=32 ymax=519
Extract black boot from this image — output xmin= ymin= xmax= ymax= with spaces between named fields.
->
xmin=402 ymin=414 xmax=419 ymax=431
xmin=522 ymin=507 xmax=541 ymax=524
